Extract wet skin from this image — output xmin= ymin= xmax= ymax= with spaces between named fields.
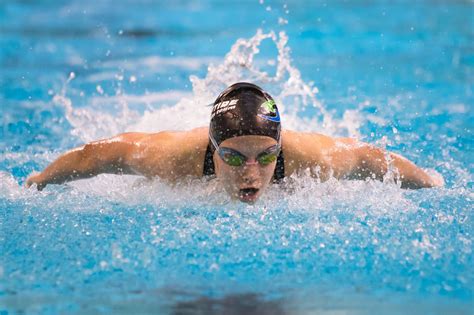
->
xmin=25 ymin=127 xmax=443 ymax=201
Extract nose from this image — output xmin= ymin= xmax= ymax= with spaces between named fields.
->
xmin=240 ymin=159 xmax=260 ymax=182
xmin=244 ymin=158 xmax=258 ymax=166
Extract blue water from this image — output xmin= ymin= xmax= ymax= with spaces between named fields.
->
xmin=1 ymin=1 xmax=473 ymax=314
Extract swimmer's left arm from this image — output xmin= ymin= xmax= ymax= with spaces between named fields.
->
xmin=329 ymin=138 xmax=443 ymax=189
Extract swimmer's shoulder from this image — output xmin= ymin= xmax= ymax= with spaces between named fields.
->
xmin=281 ymin=130 xmax=325 ymax=174
xmin=136 ymin=127 xmax=208 ymax=146
xmin=130 ymin=127 xmax=209 ymax=179
xmin=281 ymin=129 xmax=355 ymax=177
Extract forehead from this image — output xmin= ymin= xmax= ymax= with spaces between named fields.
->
xmin=220 ymin=135 xmax=277 ymax=152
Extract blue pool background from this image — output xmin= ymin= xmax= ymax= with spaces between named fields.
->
xmin=1 ymin=1 xmax=473 ymax=314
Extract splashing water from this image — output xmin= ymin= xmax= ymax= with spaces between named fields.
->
xmin=53 ymin=30 xmax=360 ymax=143
xmin=1 ymin=5 xmax=473 ymax=314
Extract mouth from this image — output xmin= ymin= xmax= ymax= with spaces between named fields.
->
xmin=238 ymin=188 xmax=260 ymax=203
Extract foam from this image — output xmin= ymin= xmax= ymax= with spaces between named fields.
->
xmin=2 ymin=4 xmax=473 ymax=314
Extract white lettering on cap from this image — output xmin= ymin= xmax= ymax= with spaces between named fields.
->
xmin=211 ymin=99 xmax=238 ymax=118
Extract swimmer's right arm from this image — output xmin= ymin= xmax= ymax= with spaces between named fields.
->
xmin=25 ymin=133 xmax=147 ymax=190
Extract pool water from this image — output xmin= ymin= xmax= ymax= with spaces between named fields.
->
xmin=1 ymin=1 xmax=473 ymax=314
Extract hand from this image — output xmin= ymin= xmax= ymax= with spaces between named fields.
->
xmin=25 ymin=172 xmax=46 ymax=191
xmin=431 ymin=173 xmax=445 ymax=187
xmin=425 ymin=169 xmax=445 ymax=187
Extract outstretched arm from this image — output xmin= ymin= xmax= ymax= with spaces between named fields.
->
xmin=25 ymin=133 xmax=146 ymax=190
xmin=330 ymin=139 xmax=443 ymax=189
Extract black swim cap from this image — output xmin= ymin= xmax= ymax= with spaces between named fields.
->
xmin=209 ymin=82 xmax=281 ymax=146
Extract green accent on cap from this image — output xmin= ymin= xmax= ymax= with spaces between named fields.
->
xmin=261 ymin=100 xmax=276 ymax=114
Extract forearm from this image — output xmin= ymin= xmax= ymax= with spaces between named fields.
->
xmin=390 ymin=152 xmax=440 ymax=189
xmin=26 ymin=140 xmax=132 ymax=190
xmin=356 ymin=146 xmax=440 ymax=189
xmin=34 ymin=147 xmax=100 ymax=186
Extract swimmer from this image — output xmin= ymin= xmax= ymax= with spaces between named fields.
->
xmin=26 ymin=82 xmax=443 ymax=203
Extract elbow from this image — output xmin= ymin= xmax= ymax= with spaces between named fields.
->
xmin=75 ymin=144 xmax=101 ymax=174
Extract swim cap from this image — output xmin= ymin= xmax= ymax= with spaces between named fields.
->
xmin=209 ymin=82 xmax=281 ymax=146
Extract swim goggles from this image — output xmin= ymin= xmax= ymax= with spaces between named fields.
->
xmin=209 ymin=133 xmax=281 ymax=167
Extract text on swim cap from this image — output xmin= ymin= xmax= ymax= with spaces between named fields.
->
xmin=211 ymin=99 xmax=238 ymax=118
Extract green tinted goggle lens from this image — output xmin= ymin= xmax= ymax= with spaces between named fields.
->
xmin=257 ymin=152 xmax=278 ymax=165
xmin=222 ymin=152 xmax=246 ymax=166
xmin=219 ymin=146 xmax=280 ymax=167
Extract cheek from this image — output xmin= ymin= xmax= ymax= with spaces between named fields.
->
xmin=216 ymin=164 xmax=239 ymax=188
xmin=256 ymin=164 xmax=278 ymax=191
xmin=262 ymin=165 xmax=276 ymax=181
xmin=260 ymin=160 xmax=277 ymax=175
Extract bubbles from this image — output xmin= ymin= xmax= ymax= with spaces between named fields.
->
xmin=2 ymin=17 xmax=473 ymax=315
xmin=2 ymin=167 xmax=473 ymax=313
xmin=0 ymin=171 xmax=24 ymax=200
xmin=95 ymin=85 xmax=104 ymax=95
xmin=278 ymin=17 xmax=288 ymax=25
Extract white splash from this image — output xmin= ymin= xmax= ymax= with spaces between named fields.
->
xmin=55 ymin=30 xmax=364 ymax=142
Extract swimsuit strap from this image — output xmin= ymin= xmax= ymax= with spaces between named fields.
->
xmin=202 ymin=142 xmax=285 ymax=182
xmin=272 ymin=149 xmax=285 ymax=183
xmin=203 ymin=144 xmax=216 ymax=176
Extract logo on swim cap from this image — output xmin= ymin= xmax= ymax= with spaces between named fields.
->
xmin=211 ymin=99 xmax=238 ymax=119
xmin=258 ymin=99 xmax=280 ymax=122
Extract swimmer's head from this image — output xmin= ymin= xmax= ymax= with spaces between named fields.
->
xmin=209 ymin=82 xmax=282 ymax=203
xmin=209 ymin=82 xmax=281 ymax=147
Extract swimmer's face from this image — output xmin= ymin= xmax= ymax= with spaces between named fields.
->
xmin=214 ymin=135 xmax=279 ymax=204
